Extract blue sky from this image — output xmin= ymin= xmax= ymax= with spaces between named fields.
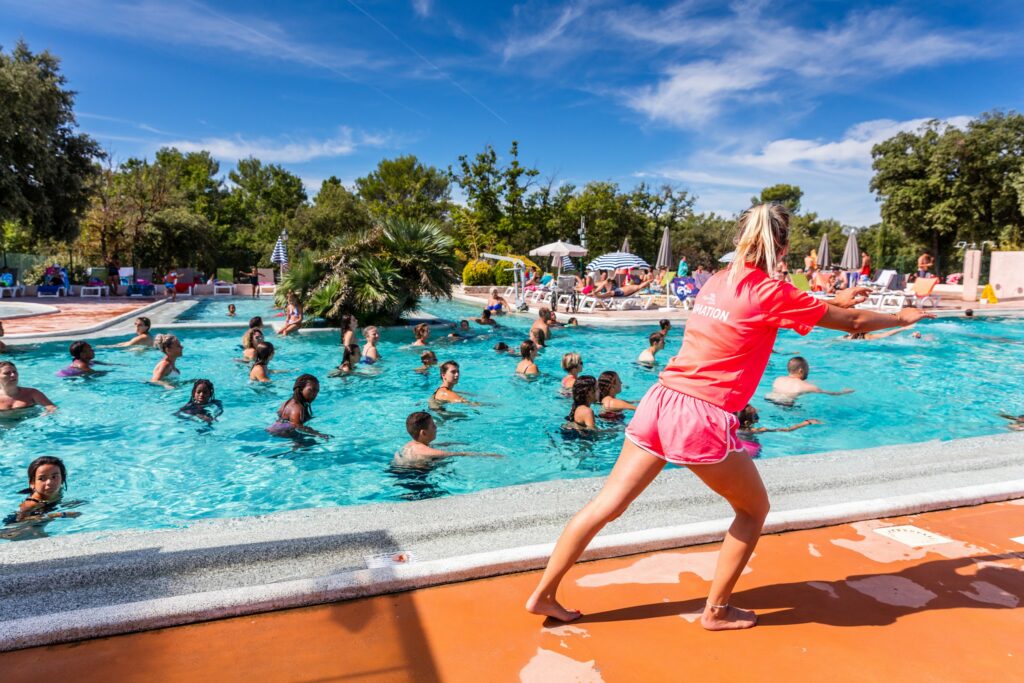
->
xmin=3 ymin=0 xmax=1022 ymax=225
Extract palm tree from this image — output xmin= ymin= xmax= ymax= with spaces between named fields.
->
xmin=304 ymin=218 xmax=458 ymax=325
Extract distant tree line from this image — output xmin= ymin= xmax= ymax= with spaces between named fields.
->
xmin=3 ymin=40 xmax=1023 ymax=284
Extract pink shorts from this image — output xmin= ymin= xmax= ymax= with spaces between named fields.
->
xmin=625 ymin=384 xmax=742 ymax=465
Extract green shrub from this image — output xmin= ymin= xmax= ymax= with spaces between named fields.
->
xmin=493 ymin=254 xmax=540 ymax=286
xmin=462 ymin=258 xmax=495 ymax=286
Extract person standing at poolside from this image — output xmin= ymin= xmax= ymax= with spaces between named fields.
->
xmin=526 ymin=203 xmax=933 ymax=629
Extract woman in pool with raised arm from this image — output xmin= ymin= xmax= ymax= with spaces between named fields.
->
xmin=268 ymin=374 xmax=329 ymax=439
xmin=411 ymin=322 xmax=430 ymax=347
xmin=150 ymin=334 xmax=183 ymax=388
xmin=278 ymin=292 xmax=303 ymax=336
xmin=526 ymin=202 xmax=934 ymax=629
xmin=101 ymin=316 xmax=154 ymax=348
xmin=177 ymin=378 xmax=223 ymax=423
xmin=561 ymin=352 xmax=583 ymax=393
xmin=249 ymin=341 xmax=275 ymax=383
xmin=515 ymin=340 xmax=539 ymax=376
xmin=0 ymin=361 xmax=56 ymax=413
xmin=597 ymin=370 xmax=637 ymax=419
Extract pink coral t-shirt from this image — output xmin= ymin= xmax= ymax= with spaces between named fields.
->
xmin=659 ymin=265 xmax=828 ymax=412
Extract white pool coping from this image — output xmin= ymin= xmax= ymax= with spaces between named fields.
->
xmin=1 ymin=431 xmax=1021 ymax=651
xmin=0 ymin=301 xmax=61 ymax=320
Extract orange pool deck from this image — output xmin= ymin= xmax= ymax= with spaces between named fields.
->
xmin=2 ymin=500 xmax=1021 ymax=682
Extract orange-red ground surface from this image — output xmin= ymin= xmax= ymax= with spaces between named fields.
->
xmin=2 ymin=500 xmax=1022 ymax=682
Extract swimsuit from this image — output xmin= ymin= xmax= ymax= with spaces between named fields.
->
xmin=56 ymin=365 xmax=88 ymax=377
xmin=486 ymin=303 xmax=503 ymax=312
xmin=359 ymin=356 xmax=376 ymax=365
xmin=268 ymin=399 xmax=312 ymax=436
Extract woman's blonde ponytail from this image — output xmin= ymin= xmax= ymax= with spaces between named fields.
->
xmin=728 ymin=203 xmax=790 ymax=283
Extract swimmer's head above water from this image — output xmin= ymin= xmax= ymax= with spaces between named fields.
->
xmin=787 ymin=356 xmax=809 ymax=379
xmin=736 ymin=403 xmax=759 ymax=429
xmin=406 ymin=411 xmax=436 ymax=443
xmin=190 ymin=378 xmax=215 ymax=405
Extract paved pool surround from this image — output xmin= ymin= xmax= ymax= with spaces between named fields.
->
xmin=1 ymin=430 xmax=1021 ymax=651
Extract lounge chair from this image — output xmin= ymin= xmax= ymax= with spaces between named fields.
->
xmin=910 ymin=277 xmax=939 ymax=308
xmin=856 ymin=269 xmax=905 ymax=311
xmin=0 ymin=269 xmax=24 ymax=298
xmin=213 ymin=268 xmax=236 ymax=295
xmin=79 ymin=267 xmax=110 ymax=297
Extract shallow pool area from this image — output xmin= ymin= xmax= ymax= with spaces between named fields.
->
xmin=2 ymin=298 xmax=1023 ymax=539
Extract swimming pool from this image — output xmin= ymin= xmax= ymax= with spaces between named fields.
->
xmin=3 ymin=298 xmax=1022 ymax=539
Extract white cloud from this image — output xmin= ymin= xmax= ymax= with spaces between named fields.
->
xmin=412 ymin=0 xmax=432 ymax=18
xmin=644 ymin=115 xmax=972 ymax=225
xmin=162 ymin=128 xmax=389 ymax=164
xmin=0 ymin=0 xmax=375 ymax=75
xmin=622 ymin=9 xmax=991 ymax=128
xmin=501 ymin=2 xmax=589 ymax=61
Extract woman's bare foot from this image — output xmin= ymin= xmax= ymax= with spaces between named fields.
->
xmin=700 ymin=603 xmax=757 ymax=631
xmin=525 ymin=592 xmax=583 ymax=623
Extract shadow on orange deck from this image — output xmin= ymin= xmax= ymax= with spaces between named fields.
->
xmin=2 ymin=501 xmax=1022 ymax=682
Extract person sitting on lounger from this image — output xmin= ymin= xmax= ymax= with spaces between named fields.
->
xmin=594 ymin=275 xmax=654 ymax=299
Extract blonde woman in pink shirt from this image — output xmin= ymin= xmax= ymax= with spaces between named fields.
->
xmin=526 ymin=203 xmax=934 ymax=629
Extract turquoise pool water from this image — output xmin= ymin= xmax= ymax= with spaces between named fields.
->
xmin=2 ymin=298 xmax=1022 ymax=539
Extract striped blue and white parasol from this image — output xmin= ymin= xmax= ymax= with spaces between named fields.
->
xmin=586 ymin=251 xmax=649 ymax=271
xmin=561 ymin=256 xmax=575 ymax=271
xmin=270 ymin=235 xmax=288 ymax=266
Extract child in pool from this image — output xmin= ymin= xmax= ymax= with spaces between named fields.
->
xmin=659 ymin=319 xmax=671 ymax=337
xmin=249 ymin=342 xmax=275 ymax=382
xmin=228 ymin=304 xmax=236 ymax=317
xmin=766 ymin=356 xmax=853 ymax=404
xmin=636 ymin=332 xmax=665 ymax=366
xmin=735 ymin=403 xmax=820 ymax=457
xmin=177 ymin=378 xmax=223 ymax=423
xmin=57 ymin=341 xmax=101 ymax=377
xmin=563 ymin=375 xmax=598 ymax=430
xmin=516 ymin=340 xmax=540 ymax=376
xmin=448 ymin=320 xmax=474 ymax=340
xmin=474 ymin=309 xmax=498 ymax=326
xmin=561 ymin=352 xmax=583 ymax=392
xmin=362 ymin=326 xmax=381 ymax=363
xmin=413 ymin=350 xmax=437 ymax=375
xmin=565 ymin=317 xmax=578 ymax=327
xmin=268 ymin=374 xmax=329 ymax=439
xmin=14 ymin=456 xmax=80 ymax=522
xmin=411 ymin=322 xmax=430 ymax=346
xmin=392 ymin=411 xmax=497 ymax=467
xmin=597 ymin=370 xmax=637 ymax=418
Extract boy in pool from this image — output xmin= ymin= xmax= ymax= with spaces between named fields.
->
xmin=659 ymin=319 xmax=671 ymax=336
xmin=637 ymin=332 xmax=665 ymax=366
xmin=57 ymin=341 xmax=105 ymax=377
xmin=177 ymin=379 xmax=223 ymax=423
xmin=393 ymin=412 xmax=497 ymax=467
xmin=475 ymin=309 xmax=498 ymax=326
xmin=228 ymin=304 xmax=236 ymax=317
xmin=414 ymin=350 xmax=438 ymax=375
xmin=14 ymin=456 xmax=81 ymax=522
xmin=766 ymin=356 xmax=853 ymax=404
